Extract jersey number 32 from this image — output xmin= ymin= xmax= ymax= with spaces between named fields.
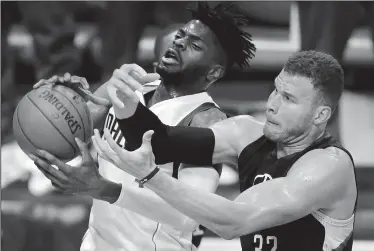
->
xmin=254 ymin=234 xmax=278 ymax=251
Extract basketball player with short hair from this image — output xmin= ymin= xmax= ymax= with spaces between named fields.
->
xmin=30 ymin=2 xmax=256 ymax=251
xmin=90 ymin=50 xmax=357 ymax=251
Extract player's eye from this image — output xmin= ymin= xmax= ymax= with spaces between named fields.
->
xmin=192 ymin=43 xmax=202 ymax=50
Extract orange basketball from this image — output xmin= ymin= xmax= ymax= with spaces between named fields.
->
xmin=13 ymin=85 xmax=93 ymax=162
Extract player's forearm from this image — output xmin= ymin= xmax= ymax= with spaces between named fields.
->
xmin=96 ymin=177 xmax=198 ymax=232
xmin=146 ymin=171 xmax=248 ymax=240
xmin=117 ymin=103 xmax=215 ymax=165
xmin=115 ymin=181 xmax=199 ymax=232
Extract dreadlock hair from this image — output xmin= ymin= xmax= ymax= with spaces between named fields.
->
xmin=187 ymin=1 xmax=256 ymax=69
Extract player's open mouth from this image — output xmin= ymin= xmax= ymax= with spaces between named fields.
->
xmin=162 ymin=48 xmax=180 ymax=65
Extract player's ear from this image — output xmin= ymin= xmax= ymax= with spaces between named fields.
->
xmin=206 ymin=65 xmax=225 ymax=84
xmin=313 ymin=105 xmax=332 ymax=125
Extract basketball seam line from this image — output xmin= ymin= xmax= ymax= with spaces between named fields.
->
xmin=26 ymin=94 xmax=77 ymax=157
xmin=47 ymin=87 xmax=87 ymax=142
xmin=15 ymin=103 xmax=40 ymax=151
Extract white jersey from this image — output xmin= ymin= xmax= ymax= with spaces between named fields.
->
xmin=81 ymin=81 xmax=218 ymax=251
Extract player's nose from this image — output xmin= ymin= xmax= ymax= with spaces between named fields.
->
xmin=267 ymin=91 xmax=282 ymax=114
xmin=173 ymin=37 xmax=186 ymax=51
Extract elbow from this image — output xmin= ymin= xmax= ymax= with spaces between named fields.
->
xmin=220 ymin=233 xmax=237 ymax=240
xmin=217 ymin=229 xmax=239 ymax=240
xmin=181 ymin=217 xmax=199 ymax=233
xmin=215 ymin=224 xmax=243 ymax=240
xmin=182 ymin=220 xmax=239 ymax=239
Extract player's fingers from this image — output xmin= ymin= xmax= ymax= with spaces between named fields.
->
xmin=138 ymin=130 xmax=156 ymax=163
xmin=111 ymin=77 xmax=136 ymax=94
xmin=34 ymin=75 xmax=61 ymax=88
xmin=33 ymin=79 xmax=47 ymax=89
xmin=103 ymin=128 xmax=127 ymax=158
xmin=140 ymin=130 xmax=154 ymax=153
xmin=71 ymin=86 xmax=110 ymax=107
xmin=91 ymin=132 xmax=117 ymax=165
xmin=35 ymin=149 xmax=70 ymax=174
xmin=80 ymin=77 xmax=89 ymax=89
xmin=91 ymin=131 xmax=105 ymax=157
xmin=63 ymin=72 xmax=71 ymax=83
xmin=139 ymin=73 xmax=161 ymax=84
xmin=70 ymin=86 xmax=93 ymax=102
xmin=36 ymin=164 xmax=64 ymax=189
xmin=109 ymin=78 xmax=139 ymax=108
xmin=111 ymin=78 xmax=139 ymax=103
xmin=47 ymin=75 xmax=59 ymax=83
xmin=34 ymin=79 xmax=55 ymax=89
xmin=86 ymin=93 xmax=111 ymax=107
xmin=106 ymin=81 xmax=125 ymax=108
xmin=113 ymin=69 xmax=143 ymax=91
xmin=92 ymin=129 xmax=121 ymax=164
xmin=58 ymin=76 xmax=65 ymax=83
xmin=75 ymin=138 xmax=92 ymax=164
xmin=51 ymin=181 xmax=64 ymax=190
xmin=130 ymin=71 xmax=160 ymax=86
xmin=120 ymin=63 xmax=147 ymax=77
xmin=29 ymin=154 xmax=68 ymax=183
xmin=71 ymin=75 xmax=90 ymax=89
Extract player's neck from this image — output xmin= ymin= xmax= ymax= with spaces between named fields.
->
xmin=147 ymin=81 xmax=205 ymax=107
xmin=276 ymin=130 xmax=326 ymax=159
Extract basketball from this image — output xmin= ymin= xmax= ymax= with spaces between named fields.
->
xmin=13 ymin=85 xmax=93 ymax=162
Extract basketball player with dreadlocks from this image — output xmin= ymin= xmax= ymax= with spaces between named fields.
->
xmin=30 ymin=2 xmax=256 ymax=251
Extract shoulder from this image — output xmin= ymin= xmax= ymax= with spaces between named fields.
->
xmin=286 ymin=147 xmax=356 ymax=211
xmin=301 ymin=147 xmax=352 ymax=167
xmin=209 ymin=114 xmax=264 ymax=131
xmin=209 ymin=114 xmax=264 ymax=159
xmin=289 ymin=147 xmax=354 ymax=179
xmin=190 ymin=107 xmax=228 ymax=128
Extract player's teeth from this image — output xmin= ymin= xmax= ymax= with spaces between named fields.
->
xmin=162 ymin=56 xmax=178 ymax=64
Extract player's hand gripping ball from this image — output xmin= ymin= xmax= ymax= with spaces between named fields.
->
xmin=13 ymin=73 xmax=109 ymax=162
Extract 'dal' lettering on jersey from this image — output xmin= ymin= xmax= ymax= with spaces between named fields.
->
xmin=103 ymin=109 xmax=126 ymax=148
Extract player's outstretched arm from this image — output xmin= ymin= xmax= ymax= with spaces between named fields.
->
xmin=94 ymin=133 xmax=354 ymax=240
xmin=108 ymin=164 xmax=221 ymax=232
xmin=106 ymin=63 xmax=263 ymax=166
xmin=116 ymin=103 xmax=262 ymax=167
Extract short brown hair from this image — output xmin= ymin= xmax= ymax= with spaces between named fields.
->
xmin=284 ymin=50 xmax=344 ymax=111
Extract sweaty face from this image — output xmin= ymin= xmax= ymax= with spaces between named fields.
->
xmin=263 ymin=70 xmax=319 ymax=143
xmin=156 ymin=20 xmax=222 ymax=82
